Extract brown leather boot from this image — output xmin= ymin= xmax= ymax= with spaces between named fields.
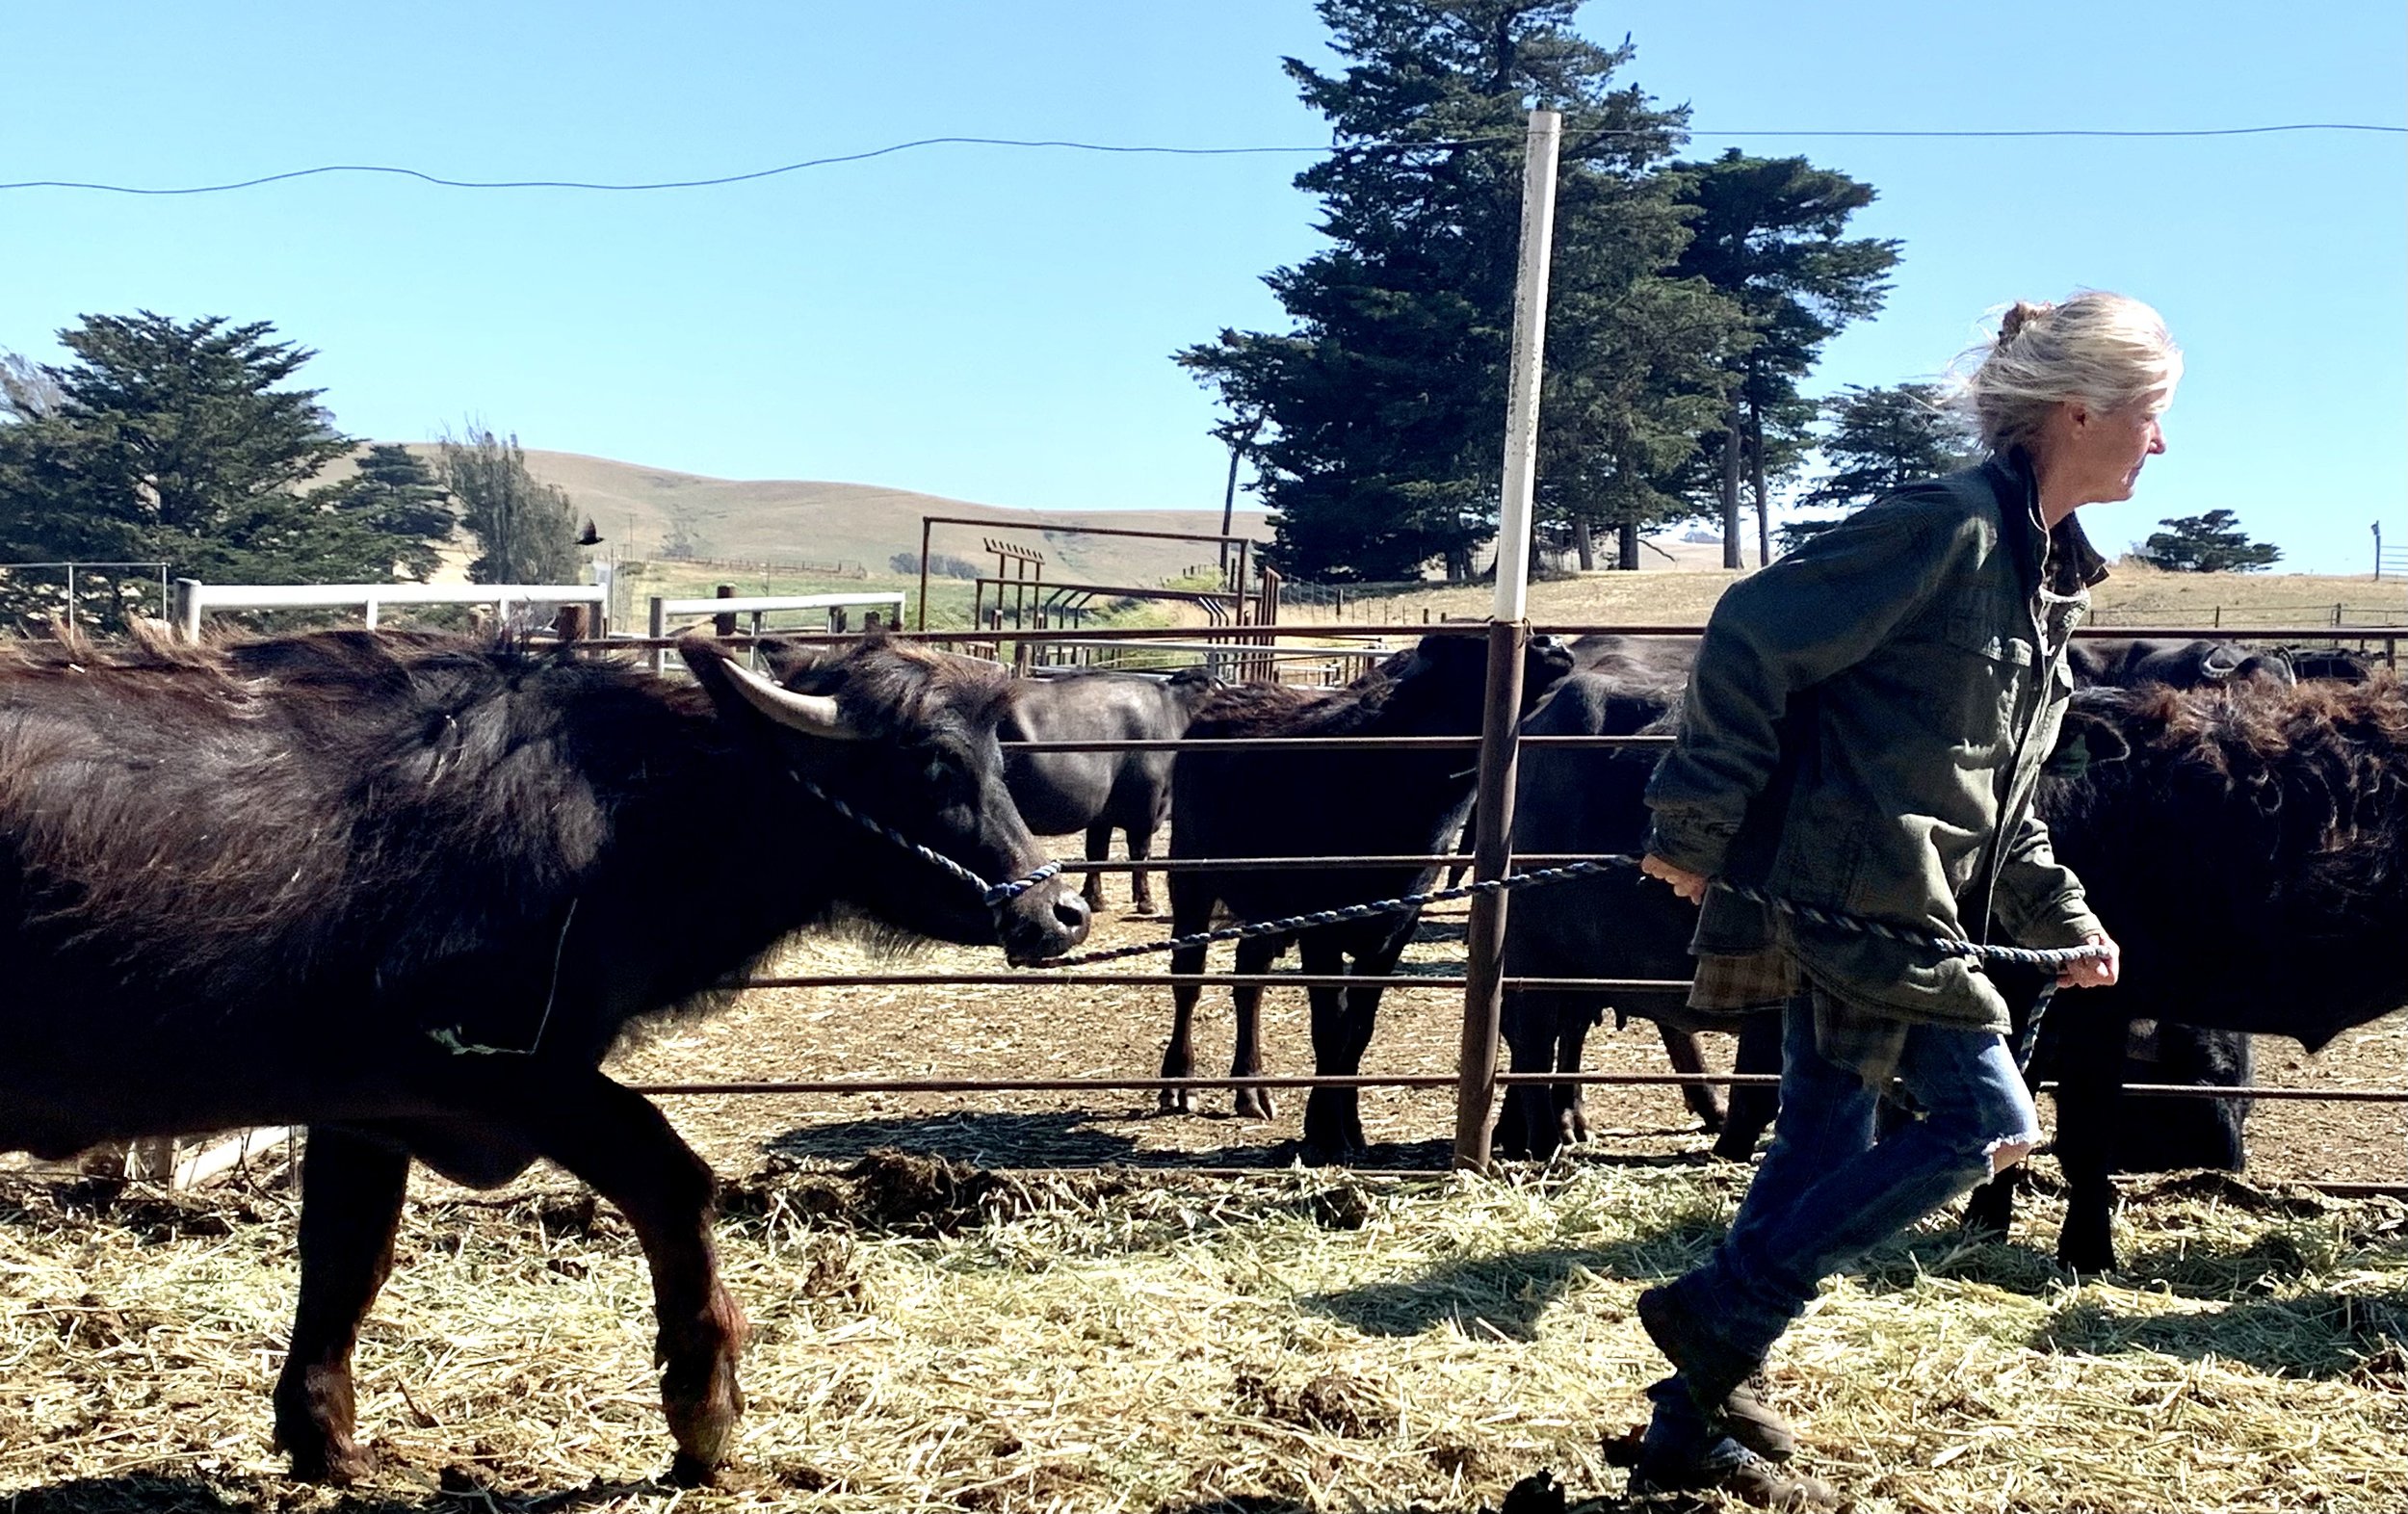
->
xmin=1626 ymin=1437 xmax=1840 ymax=1512
xmin=1637 ymin=1285 xmax=1799 ymax=1463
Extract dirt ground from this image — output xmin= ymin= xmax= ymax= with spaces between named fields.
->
xmin=606 ymin=868 xmax=2408 ymax=1202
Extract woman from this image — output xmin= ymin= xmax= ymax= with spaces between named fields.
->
xmin=1625 ymin=293 xmax=2179 ymax=1507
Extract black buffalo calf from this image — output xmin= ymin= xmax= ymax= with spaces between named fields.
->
xmin=1160 ymin=633 xmax=1572 ymax=1161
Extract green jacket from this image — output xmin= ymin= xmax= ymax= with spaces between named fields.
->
xmin=1644 ymin=453 xmax=2109 ymax=1033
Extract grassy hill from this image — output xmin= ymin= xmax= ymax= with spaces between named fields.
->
xmin=365 ymin=446 xmax=2404 ymax=639
xmin=503 ymin=449 xmax=1269 ymax=589
xmin=1340 ymin=561 xmax=2408 ymax=633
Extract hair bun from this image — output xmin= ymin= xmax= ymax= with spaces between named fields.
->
xmin=1999 ymin=300 xmax=2053 ymax=343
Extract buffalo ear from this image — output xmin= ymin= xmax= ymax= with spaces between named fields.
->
xmin=679 ymin=634 xmax=864 ymax=741
xmin=757 ymin=636 xmax=829 ymax=682
xmin=2044 ymin=698 xmax=2133 ymax=780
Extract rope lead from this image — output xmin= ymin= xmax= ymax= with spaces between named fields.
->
xmin=793 ymin=777 xmax=2113 ymax=976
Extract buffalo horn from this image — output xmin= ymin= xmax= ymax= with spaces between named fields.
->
xmin=718 ymin=658 xmax=865 ymax=741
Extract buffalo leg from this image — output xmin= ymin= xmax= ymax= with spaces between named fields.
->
xmin=1229 ymin=933 xmax=1282 ymax=1119
xmin=1655 ymin=1025 xmax=1727 ymax=1134
xmin=2048 ymin=1012 xmax=2130 ymax=1272
xmin=514 ymin=1073 xmax=747 ymax=1483
xmin=1712 ymin=1009 xmax=1784 ymax=1162
xmin=1159 ymin=883 xmax=1214 ymax=1112
xmin=1496 ymin=987 xmax=1557 ymax=1161
xmin=1554 ymin=998 xmax=1605 ymax=1146
xmin=1161 ymin=941 xmax=1208 ymax=1114
xmin=1125 ymin=823 xmax=1160 ymax=916
xmin=1082 ymin=821 xmax=1113 ymax=913
xmin=1498 ymin=990 xmax=1599 ymax=1160
xmin=275 ymin=1126 xmax=410 ymax=1484
xmin=1300 ymin=930 xmax=1400 ymax=1162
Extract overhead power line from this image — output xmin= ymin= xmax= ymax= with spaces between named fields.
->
xmin=4 ymin=122 xmax=2400 ymax=196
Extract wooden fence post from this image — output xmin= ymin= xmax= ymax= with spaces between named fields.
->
xmin=1454 ymin=108 xmax=1559 ymax=1173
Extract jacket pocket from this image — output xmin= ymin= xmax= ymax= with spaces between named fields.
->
xmin=1940 ymin=586 xmax=2036 ymax=666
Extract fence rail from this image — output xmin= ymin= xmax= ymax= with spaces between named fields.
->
xmin=646 ymin=611 xmax=2407 ymax=1190
xmin=591 ymin=619 xmax=2408 ymax=651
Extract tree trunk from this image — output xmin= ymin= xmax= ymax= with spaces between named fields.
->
xmin=1749 ymin=397 xmax=1770 ymax=567
xmin=1720 ymin=402 xmax=1744 ymax=570
xmin=1218 ymin=437 xmax=1243 ymax=577
xmin=1617 ymin=519 xmax=1640 ymax=571
xmin=1573 ymin=518 xmax=1596 ymax=571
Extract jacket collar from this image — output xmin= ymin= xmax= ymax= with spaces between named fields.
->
xmin=1983 ymin=449 xmax=2110 ymax=592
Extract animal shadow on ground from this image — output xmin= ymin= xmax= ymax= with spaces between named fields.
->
xmin=2033 ymin=1285 xmax=2408 ymax=1379
xmin=1158 ymin=1473 xmax=1654 ymax=1514
xmin=0 ymin=1474 xmax=669 ymax=1514
xmin=765 ymin=1108 xmax=1149 ymax=1167
xmin=1410 ymin=914 xmax=1470 ymax=948
xmin=761 ymin=1108 xmax=1453 ymax=1171
xmin=1304 ymin=1209 xmax=1727 ymax=1342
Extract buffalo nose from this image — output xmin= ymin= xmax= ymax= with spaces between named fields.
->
xmin=1051 ymin=891 xmax=1091 ymax=943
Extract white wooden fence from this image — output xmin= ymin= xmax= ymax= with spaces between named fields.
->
xmin=172 ymin=579 xmax=609 ymax=639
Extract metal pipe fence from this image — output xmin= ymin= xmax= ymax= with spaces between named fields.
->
xmin=591 ymin=620 xmax=2408 ymax=649
xmin=647 ymin=612 xmax=2408 ymax=1197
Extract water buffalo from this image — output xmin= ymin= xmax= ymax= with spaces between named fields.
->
xmin=2068 ymin=637 xmax=2294 ymax=689
xmin=1995 ymin=673 xmax=2408 ymax=1269
xmin=1493 ymin=673 xmax=1775 ymax=1161
xmin=1159 ymin=633 xmax=1574 ymax=1161
xmin=999 ymin=666 xmax=1219 ymax=915
xmin=1443 ymin=635 xmax=1698 ymax=889
xmin=2282 ymin=645 xmax=2383 ymax=683
xmin=0 ymin=626 xmax=1086 ymax=1484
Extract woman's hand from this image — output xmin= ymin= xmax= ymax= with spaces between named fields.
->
xmin=2057 ymin=932 xmax=2121 ymax=989
xmin=1639 ymin=854 xmax=1710 ymax=904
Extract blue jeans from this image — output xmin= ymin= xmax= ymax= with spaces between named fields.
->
xmin=1650 ymin=988 xmax=2041 ymax=1456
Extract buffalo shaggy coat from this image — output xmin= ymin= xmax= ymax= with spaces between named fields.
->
xmin=0 ymin=628 xmax=1086 ymax=1483
xmin=998 ymin=666 xmax=1219 ymax=915
xmin=2014 ymin=673 xmax=2408 ymax=1268
xmin=1159 ymin=634 xmax=1573 ymax=1161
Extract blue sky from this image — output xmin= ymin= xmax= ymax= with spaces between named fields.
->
xmin=3 ymin=2 xmax=2401 ymax=571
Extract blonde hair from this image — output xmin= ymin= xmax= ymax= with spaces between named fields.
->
xmin=1951 ymin=292 xmax=2183 ymax=455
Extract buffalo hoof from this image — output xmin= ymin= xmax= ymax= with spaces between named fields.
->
xmin=1298 ymin=1115 xmax=1371 ymax=1167
xmin=668 ymin=1451 xmax=723 ymax=1489
xmin=1232 ymin=1083 xmax=1277 ymax=1120
xmin=1297 ymin=1136 xmax=1369 ymax=1167
xmin=1708 ymin=1127 xmax=1761 ymax=1163
xmin=282 ymin=1435 xmax=377 ymax=1487
xmin=1128 ymin=901 xmax=1161 ymax=918
xmin=2056 ymin=1218 xmax=2120 ymax=1276
xmin=275 ymin=1370 xmax=375 ymax=1485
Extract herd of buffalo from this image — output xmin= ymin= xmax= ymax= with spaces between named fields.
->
xmin=0 ymin=618 xmax=2400 ymax=1480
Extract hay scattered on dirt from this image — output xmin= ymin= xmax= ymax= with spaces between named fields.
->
xmin=1 ymin=1159 xmax=2403 ymax=1513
